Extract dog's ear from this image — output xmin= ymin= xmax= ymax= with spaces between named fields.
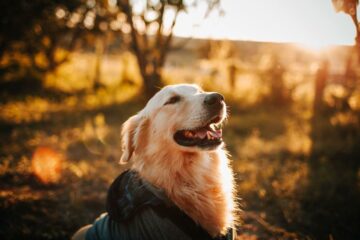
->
xmin=119 ymin=115 xmax=140 ymax=164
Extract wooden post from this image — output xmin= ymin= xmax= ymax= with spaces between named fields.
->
xmin=313 ymin=59 xmax=329 ymax=114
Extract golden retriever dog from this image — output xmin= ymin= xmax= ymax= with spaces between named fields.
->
xmin=73 ymin=84 xmax=236 ymax=239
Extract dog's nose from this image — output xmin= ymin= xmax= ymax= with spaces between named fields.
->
xmin=204 ymin=93 xmax=224 ymax=107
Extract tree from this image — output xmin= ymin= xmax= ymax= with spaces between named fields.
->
xmin=332 ymin=0 xmax=360 ymax=61
xmin=116 ymin=0 xmax=221 ymax=98
xmin=0 ymin=0 xmax=126 ymax=90
xmin=0 ymin=0 xmax=220 ymax=94
xmin=198 ymin=40 xmax=239 ymax=90
xmin=0 ymin=0 xmax=85 ymax=76
xmin=82 ymin=0 xmax=124 ymax=89
xmin=313 ymin=58 xmax=329 ymax=113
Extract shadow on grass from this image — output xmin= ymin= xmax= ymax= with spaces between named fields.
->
xmin=0 ymin=191 xmax=104 ymax=240
xmin=299 ymin=108 xmax=360 ymax=239
xmin=0 ymin=77 xmax=83 ymax=104
xmin=226 ymin=100 xmax=289 ymax=140
xmin=0 ymin=92 xmax=146 ymax=239
xmin=0 ymin=92 xmax=145 ymax=155
xmin=2 ymin=86 xmax=359 ymax=240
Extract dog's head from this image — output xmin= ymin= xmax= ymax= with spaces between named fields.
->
xmin=120 ymin=84 xmax=227 ymax=163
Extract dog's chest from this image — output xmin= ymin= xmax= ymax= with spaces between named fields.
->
xmin=170 ymin=157 xmax=233 ymax=236
xmin=134 ymin=152 xmax=234 ymax=237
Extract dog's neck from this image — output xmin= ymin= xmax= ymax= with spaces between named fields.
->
xmin=131 ymin=148 xmax=235 ymax=237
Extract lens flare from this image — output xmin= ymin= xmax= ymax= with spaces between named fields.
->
xmin=31 ymin=147 xmax=63 ymax=184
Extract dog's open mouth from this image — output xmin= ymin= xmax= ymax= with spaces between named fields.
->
xmin=174 ymin=115 xmax=223 ymax=148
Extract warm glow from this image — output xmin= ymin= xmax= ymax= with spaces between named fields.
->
xmin=297 ymin=41 xmax=332 ymax=53
xmin=172 ymin=0 xmax=358 ymax=46
xmin=300 ymin=43 xmax=329 ymax=52
xmin=31 ymin=147 xmax=63 ymax=184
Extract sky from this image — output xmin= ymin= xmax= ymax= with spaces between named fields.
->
xmin=172 ymin=0 xmax=358 ymax=48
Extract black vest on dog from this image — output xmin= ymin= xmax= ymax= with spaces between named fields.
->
xmin=86 ymin=170 xmax=234 ymax=240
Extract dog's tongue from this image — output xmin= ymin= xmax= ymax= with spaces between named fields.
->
xmin=195 ymin=129 xmax=207 ymax=139
xmin=211 ymin=129 xmax=222 ymax=138
xmin=194 ymin=128 xmax=222 ymax=139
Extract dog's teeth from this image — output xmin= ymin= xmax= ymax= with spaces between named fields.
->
xmin=207 ymin=132 xmax=214 ymax=140
xmin=196 ymin=130 xmax=207 ymax=139
xmin=184 ymin=131 xmax=193 ymax=138
xmin=213 ymin=123 xmax=221 ymax=130
xmin=209 ymin=132 xmax=214 ymax=140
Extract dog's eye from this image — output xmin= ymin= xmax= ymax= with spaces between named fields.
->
xmin=164 ymin=95 xmax=181 ymax=105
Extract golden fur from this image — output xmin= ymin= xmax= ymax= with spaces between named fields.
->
xmin=120 ymin=84 xmax=237 ymax=237
xmin=73 ymin=84 xmax=237 ymax=240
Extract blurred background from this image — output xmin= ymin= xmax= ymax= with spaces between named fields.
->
xmin=0 ymin=0 xmax=359 ymax=239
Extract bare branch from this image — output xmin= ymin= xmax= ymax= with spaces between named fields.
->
xmin=159 ymin=7 xmax=180 ymax=66
xmin=156 ymin=3 xmax=166 ymax=50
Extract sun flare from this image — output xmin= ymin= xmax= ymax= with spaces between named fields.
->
xmin=31 ymin=147 xmax=63 ymax=184
xmin=296 ymin=41 xmax=332 ymax=53
xmin=173 ymin=0 xmax=355 ymax=47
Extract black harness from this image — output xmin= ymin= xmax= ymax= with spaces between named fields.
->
xmin=105 ymin=170 xmax=234 ymax=240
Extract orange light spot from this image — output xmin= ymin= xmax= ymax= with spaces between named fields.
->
xmin=31 ymin=147 xmax=63 ymax=184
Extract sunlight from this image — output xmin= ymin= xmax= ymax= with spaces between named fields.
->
xmin=300 ymin=42 xmax=328 ymax=52
xmin=296 ymin=41 xmax=331 ymax=53
xmin=173 ymin=0 xmax=356 ymax=46
xmin=31 ymin=147 xmax=63 ymax=184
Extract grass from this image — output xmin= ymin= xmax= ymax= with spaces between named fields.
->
xmin=0 ymin=50 xmax=359 ymax=239
xmin=0 ymin=80 xmax=143 ymax=239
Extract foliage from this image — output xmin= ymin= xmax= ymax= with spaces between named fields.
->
xmin=332 ymin=0 xmax=358 ymax=15
xmin=0 ymin=0 xmax=85 ymax=76
xmin=115 ymin=0 xmax=221 ymax=97
xmin=332 ymin=0 xmax=360 ymax=64
xmin=0 ymin=0 xmax=221 ymax=96
xmin=0 ymin=82 xmax=358 ymax=239
xmin=0 ymin=4 xmax=360 ymax=238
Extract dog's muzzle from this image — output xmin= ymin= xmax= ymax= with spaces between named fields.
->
xmin=173 ymin=93 xmax=225 ymax=150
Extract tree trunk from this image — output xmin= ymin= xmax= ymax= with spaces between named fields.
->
xmin=270 ymin=64 xmax=286 ymax=105
xmin=354 ymin=20 xmax=360 ymax=64
xmin=93 ymin=36 xmax=104 ymax=89
xmin=349 ymin=12 xmax=360 ymax=64
xmin=135 ymin=51 xmax=164 ymax=99
xmin=142 ymin=68 xmax=163 ymax=99
xmin=228 ymin=63 xmax=237 ymax=89
xmin=313 ymin=59 xmax=329 ymax=114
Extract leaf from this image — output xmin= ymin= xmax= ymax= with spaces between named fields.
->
xmin=332 ymin=0 xmax=359 ymax=15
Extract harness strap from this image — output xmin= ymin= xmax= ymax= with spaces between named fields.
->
xmin=106 ymin=170 xmax=234 ymax=240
